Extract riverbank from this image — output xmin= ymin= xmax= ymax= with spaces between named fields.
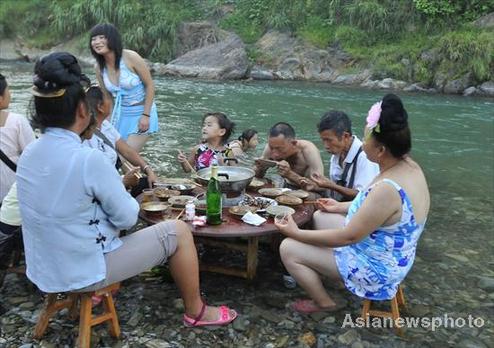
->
xmin=1 ymin=227 xmax=493 ymax=348
xmin=1 ymin=0 xmax=493 ymax=98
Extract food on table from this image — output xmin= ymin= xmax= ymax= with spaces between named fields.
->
xmin=258 ymin=188 xmax=284 ymax=197
xmin=276 ymin=195 xmax=303 ymax=206
xmin=266 ymin=205 xmax=296 ymax=217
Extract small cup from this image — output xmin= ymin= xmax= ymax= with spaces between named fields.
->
xmin=274 ymin=213 xmax=288 ymax=225
xmin=141 ymin=188 xmax=156 ymax=204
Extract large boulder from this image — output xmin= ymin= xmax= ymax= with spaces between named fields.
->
xmin=473 ymin=12 xmax=494 ymax=29
xmin=479 ymin=81 xmax=494 ymax=96
xmin=175 ymin=21 xmax=221 ymax=57
xmin=444 ymin=73 xmax=472 ymax=94
xmin=250 ymin=31 xmax=350 ymax=81
xmin=162 ymin=34 xmax=248 ymax=80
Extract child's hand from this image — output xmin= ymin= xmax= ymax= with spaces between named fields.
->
xmin=177 ymin=150 xmax=188 ymax=163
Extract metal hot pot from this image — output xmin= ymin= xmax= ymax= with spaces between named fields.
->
xmin=194 ymin=166 xmax=255 ymax=194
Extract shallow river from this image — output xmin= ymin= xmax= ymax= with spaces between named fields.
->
xmin=1 ymin=61 xmax=493 ymax=345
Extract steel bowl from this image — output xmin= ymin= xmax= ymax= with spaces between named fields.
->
xmin=194 ymin=166 xmax=255 ymax=193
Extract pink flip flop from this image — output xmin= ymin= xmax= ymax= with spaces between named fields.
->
xmin=291 ymin=298 xmax=346 ymax=314
xmin=183 ymin=302 xmax=237 ymax=327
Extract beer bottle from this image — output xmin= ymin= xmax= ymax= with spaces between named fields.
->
xmin=206 ymin=160 xmax=222 ymax=225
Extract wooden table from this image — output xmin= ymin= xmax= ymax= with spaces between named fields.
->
xmin=138 ymin=194 xmax=314 ymax=280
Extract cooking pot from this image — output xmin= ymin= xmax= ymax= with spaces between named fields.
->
xmin=194 ymin=166 xmax=255 ymax=193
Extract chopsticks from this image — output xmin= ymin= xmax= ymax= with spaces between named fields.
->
xmin=175 ymin=208 xmax=186 ymax=220
xmin=302 ymin=200 xmax=318 ymax=204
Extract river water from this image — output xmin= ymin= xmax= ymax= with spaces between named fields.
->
xmin=1 ymin=61 xmax=493 ymax=344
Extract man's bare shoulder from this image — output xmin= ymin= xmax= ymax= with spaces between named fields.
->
xmin=298 ymin=139 xmax=319 ymax=153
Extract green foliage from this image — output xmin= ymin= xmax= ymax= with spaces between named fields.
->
xmin=438 ymin=29 xmax=494 ymax=81
xmin=219 ymin=12 xmax=264 ymax=43
xmin=297 ymin=17 xmax=334 ymax=48
xmin=334 ymin=26 xmax=367 ymax=47
xmin=50 ymin=0 xmax=197 ymax=62
xmin=413 ymin=0 xmax=494 ymax=21
xmin=0 ymin=0 xmax=53 ymax=41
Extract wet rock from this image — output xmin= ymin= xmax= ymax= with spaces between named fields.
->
xmin=144 ymin=338 xmax=173 ymax=348
xmin=445 ymin=253 xmax=469 ymax=263
xmin=444 ymin=74 xmax=472 ymax=94
xmin=479 ymin=81 xmax=494 ymax=96
xmin=408 ymin=304 xmax=432 ymax=317
xmin=250 ymin=67 xmax=275 ymax=80
xmin=233 ymin=317 xmax=250 ymax=331
xmin=19 ymin=302 xmax=35 ymax=309
xmin=163 ymin=34 xmax=248 ymax=80
xmin=478 ymin=277 xmax=494 ymax=291
xmin=274 ymin=335 xmax=290 ymax=347
xmin=127 ymin=310 xmax=143 ymax=327
xmin=463 ymin=86 xmax=478 ymax=97
xmin=473 ymin=12 xmax=494 ymax=29
xmin=299 ymin=332 xmax=316 ymax=347
xmin=457 ymin=337 xmax=489 ymax=348
xmin=338 ymin=329 xmax=360 ymax=345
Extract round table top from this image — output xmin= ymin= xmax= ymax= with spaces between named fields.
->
xmin=138 ymin=193 xmax=315 ymax=238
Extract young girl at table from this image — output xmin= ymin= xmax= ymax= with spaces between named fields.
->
xmin=178 ymin=112 xmax=237 ymax=172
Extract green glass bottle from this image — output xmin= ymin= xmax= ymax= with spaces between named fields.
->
xmin=206 ymin=161 xmax=222 ymax=225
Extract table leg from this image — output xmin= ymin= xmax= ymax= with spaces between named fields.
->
xmin=246 ymin=237 xmax=259 ymax=280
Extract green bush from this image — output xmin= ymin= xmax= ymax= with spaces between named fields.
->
xmin=334 ymin=26 xmax=368 ymax=47
xmin=438 ymin=29 xmax=494 ymax=81
xmin=219 ymin=13 xmax=264 ymax=44
xmin=297 ymin=17 xmax=334 ymax=48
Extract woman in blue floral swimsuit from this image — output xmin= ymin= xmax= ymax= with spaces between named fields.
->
xmin=275 ymin=94 xmax=430 ymax=313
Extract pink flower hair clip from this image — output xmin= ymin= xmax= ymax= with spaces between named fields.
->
xmin=366 ymin=101 xmax=382 ymax=134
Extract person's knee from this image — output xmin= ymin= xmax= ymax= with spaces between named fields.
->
xmin=279 ymin=238 xmax=298 ymax=264
xmin=174 ymin=220 xmax=193 ymax=243
xmin=313 ymin=210 xmax=325 ymax=229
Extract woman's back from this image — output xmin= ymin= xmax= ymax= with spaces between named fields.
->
xmin=379 ymin=157 xmax=430 ymax=225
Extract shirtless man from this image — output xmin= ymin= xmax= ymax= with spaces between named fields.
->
xmin=254 ymin=122 xmax=324 ymax=188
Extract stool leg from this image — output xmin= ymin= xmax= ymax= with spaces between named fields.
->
xmin=78 ymin=294 xmax=93 ymax=348
xmin=397 ymin=286 xmax=407 ymax=309
xmin=361 ymin=299 xmax=371 ymax=320
xmin=33 ymin=294 xmax=58 ymax=339
xmin=390 ymin=297 xmax=403 ymax=335
xmin=246 ymin=237 xmax=259 ymax=280
xmin=102 ymin=293 xmax=121 ymax=338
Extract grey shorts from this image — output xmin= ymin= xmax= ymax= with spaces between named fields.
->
xmin=78 ymin=221 xmax=178 ymax=291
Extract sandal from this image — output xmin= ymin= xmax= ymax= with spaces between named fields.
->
xmin=291 ymin=298 xmax=347 ymax=314
xmin=183 ymin=302 xmax=237 ymax=327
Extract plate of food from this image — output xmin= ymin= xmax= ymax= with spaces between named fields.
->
xmin=168 ymin=195 xmax=198 ymax=208
xmin=249 ymin=177 xmax=267 ymax=189
xmin=258 ymin=188 xmax=284 ymax=198
xmin=228 ymin=205 xmax=257 ymax=219
xmin=153 ymin=188 xmax=180 ymax=201
xmin=240 ymin=196 xmax=277 ymax=213
xmin=266 ymin=205 xmax=296 ymax=217
xmin=276 ymin=194 xmax=303 ymax=206
xmin=287 ymin=189 xmax=310 ymax=199
xmin=141 ymin=202 xmax=170 ymax=218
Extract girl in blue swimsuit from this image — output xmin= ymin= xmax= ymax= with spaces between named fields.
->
xmin=90 ymin=23 xmax=158 ymax=152
xmin=274 ymin=94 xmax=430 ymax=314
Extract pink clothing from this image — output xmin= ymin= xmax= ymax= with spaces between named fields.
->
xmin=0 ymin=112 xmax=35 ymax=201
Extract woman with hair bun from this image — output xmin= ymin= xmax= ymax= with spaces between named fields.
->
xmin=89 ymin=23 xmax=158 ymax=153
xmin=275 ymin=94 xmax=430 ymax=314
xmin=16 ymin=52 xmax=237 ymax=327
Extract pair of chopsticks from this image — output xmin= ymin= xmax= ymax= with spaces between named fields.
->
xmin=302 ymin=200 xmax=318 ymax=204
xmin=121 ymin=160 xmax=144 ymax=179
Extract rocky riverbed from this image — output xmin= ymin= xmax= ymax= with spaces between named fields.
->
xmin=1 ymin=231 xmax=493 ymax=348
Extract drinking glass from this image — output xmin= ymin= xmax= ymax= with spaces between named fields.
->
xmin=141 ymin=188 xmax=156 ymax=204
xmin=275 ymin=213 xmax=289 ymax=225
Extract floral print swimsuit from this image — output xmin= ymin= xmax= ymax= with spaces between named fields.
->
xmin=334 ymin=179 xmax=426 ymax=300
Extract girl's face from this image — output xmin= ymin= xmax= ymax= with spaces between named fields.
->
xmin=202 ymin=116 xmax=225 ymax=142
xmin=99 ymin=95 xmax=112 ymax=118
xmin=91 ymin=35 xmax=110 ymax=55
xmin=247 ymin=133 xmax=259 ymax=150
xmin=0 ymin=86 xmax=11 ymax=110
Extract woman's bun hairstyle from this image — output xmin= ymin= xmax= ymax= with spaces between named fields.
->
xmin=30 ymin=52 xmax=90 ymax=132
xmin=33 ymin=52 xmax=84 ymax=93
xmin=374 ymin=94 xmax=411 ymax=158
xmin=379 ymin=94 xmax=408 ymax=132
